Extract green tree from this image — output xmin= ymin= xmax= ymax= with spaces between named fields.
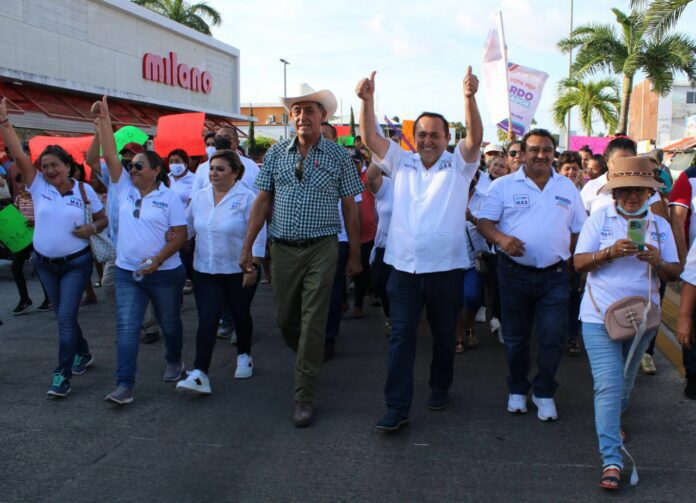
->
xmin=552 ymin=77 xmax=620 ymax=136
xmin=132 ymin=0 xmax=221 ymax=35
xmin=630 ymin=0 xmax=692 ymax=37
xmin=349 ymin=106 xmax=356 ymax=138
xmin=558 ymin=7 xmax=696 ymax=135
xmin=449 ymin=121 xmax=466 ymax=142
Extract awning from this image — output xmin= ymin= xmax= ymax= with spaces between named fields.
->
xmin=0 ymin=80 xmax=247 ymax=137
xmin=669 ymin=152 xmax=696 ymax=175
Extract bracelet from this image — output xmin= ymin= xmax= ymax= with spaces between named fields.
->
xmin=604 ymin=247 xmax=613 ymax=263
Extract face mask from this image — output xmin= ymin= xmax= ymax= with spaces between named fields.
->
xmin=617 ymin=201 xmax=650 ymax=217
xmin=214 ymin=137 xmax=232 ymax=150
xmin=205 ymin=146 xmax=216 ymax=158
xmin=169 ymin=163 xmax=186 ymax=177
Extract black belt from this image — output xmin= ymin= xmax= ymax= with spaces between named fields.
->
xmin=272 ymin=235 xmax=333 ymax=248
xmin=498 ymin=252 xmax=564 ymax=272
xmin=34 ymin=247 xmax=90 ymax=264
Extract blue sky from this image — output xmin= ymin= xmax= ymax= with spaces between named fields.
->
xmin=208 ymin=0 xmax=696 ymax=142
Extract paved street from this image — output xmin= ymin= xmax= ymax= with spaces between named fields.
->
xmin=1 ymin=265 xmax=695 ymax=502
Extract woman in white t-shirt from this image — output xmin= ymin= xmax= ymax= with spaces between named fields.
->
xmin=92 ymin=97 xmax=188 ymax=405
xmin=176 ymin=150 xmax=266 ymax=394
xmin=574 ymin=156 xmax=681 ymax=490
xmin=0 ymin=98 xmax=108 ymax=398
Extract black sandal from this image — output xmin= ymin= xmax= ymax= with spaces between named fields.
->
xmin=598 ymin=465 xmax=621 ymax=490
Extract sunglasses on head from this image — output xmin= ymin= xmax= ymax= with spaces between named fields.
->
xmin=133 ymin=198 xmax=142 ymax=219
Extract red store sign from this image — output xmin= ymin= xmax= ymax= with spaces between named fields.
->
xmin=142 ymin=52 xmax=212 ymax=93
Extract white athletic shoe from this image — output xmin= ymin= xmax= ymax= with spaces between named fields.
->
xmin=175 ymin=369 xmax=211 ymax=395
xmin=475 ymin=306 xmax=486 ymax=323
xmin=507 ymin=394 xmax=528 ymax=414
xmin=235 ymin=354 xmax=253 ymax=379
xmin=532 ymin=394 xmax=558 ymax=421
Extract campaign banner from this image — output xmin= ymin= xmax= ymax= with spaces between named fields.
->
xmin=482 ymin=12 xmax=511 ymax=136
xmin=505 ymin=62 xmax=549 ymax=136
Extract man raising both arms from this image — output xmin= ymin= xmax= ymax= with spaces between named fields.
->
xmin=356 ymin=68 xmax=483 ymax=431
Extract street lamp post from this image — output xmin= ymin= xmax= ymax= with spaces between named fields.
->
xmin=566 ymin=0 xmax=574 ymax=149
xmin=280 ymin=58 xmax=290 ymax=139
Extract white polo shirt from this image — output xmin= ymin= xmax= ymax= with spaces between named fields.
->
xmin=374 ymin=141 xmax=479 ymax=273
xmin=373 ymin=175 xmax=394 ymax=250
xmin=337 ymin=194 xmax=362 ymax=243
xmin=478 ymin=166 xmax=587 ymax=268
xmin=113 ymin=173 xmax=186 ymax=271
xmin=168 ymin=171 xmax=195 ymax=206
xmin=186 ymin=183 xmax=266 ymax=275
xmin=469 ymin=171 xmax=494 ymax=217
xmin=682 ymin=238 xmax=696 ymax=286
xmin=581 ymin=173 xmax=660 ymax=214
xmin=577 ymin=206 xmax=678 ymax=324
xmin=191 ymin=155 xmax=260 ymax=195
xmin=28 ymin=174 xmax=103 ymax=258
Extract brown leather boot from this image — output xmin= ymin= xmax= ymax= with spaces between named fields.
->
xmin=293 ymin=401 xmax=314 ymax=428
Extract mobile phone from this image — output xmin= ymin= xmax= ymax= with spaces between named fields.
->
xmin=627 ymin=219 xmax=647 ymax=251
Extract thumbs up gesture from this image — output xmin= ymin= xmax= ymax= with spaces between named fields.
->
xmin=356 ymin=71 xmax=377 ymax=102
xmin=463 ymin=66 xmax=479 ymax=98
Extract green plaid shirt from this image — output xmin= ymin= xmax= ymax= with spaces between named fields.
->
xmin=255 ymin=136 xmax=364 ymax=240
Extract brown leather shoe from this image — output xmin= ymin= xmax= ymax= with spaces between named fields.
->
xmin=293 ymin=401 xmax=314 ymax=428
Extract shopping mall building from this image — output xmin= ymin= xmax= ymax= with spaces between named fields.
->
xmin=0 ymin=0 xmax=249 ymax=138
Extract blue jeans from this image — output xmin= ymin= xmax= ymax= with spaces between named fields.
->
xmin=462 ymin=267 xmax=484 ymax=312
xmin=497 ymin=255 xmax=569 ymax=397
xmin=325 ymin=241 xmax=349 ymax=344
xmin=114 ymin=265 xmax=185 ymax=388
xmin=32 ymin=250 xmax=93 ymax=379
xmin=385 ymin=268 xmax=463 ymax=416
xmin=583 ymin=322 xmax=656 ymax=469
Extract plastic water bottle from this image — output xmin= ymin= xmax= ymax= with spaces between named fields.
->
xmin=132 ymin=259 xmax=153 ymax=282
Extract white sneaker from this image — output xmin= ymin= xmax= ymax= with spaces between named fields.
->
xmin=235 ymin=354 xmax=253 ymax=379
xmin=532 ymin=394 xmax=558 ymax=421
xmin=507 ymin=394 xmax=528 ymax=414
xmin=475 ymin=306 xmax=486 ymax=323
xmin=175 ymin=369 xmax=211 ymax=395
xmin=229 ymin=331 xmax=237 ymax=345
xmin=216 ymin=325 xmax=233 ymax=339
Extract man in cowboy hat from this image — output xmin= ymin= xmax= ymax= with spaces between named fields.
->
xmin=241 ymin=83 xmax=364 ymax=428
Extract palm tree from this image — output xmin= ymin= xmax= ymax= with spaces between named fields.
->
xmin=630 ymin=0 xmax=692 ymax=37
xmin=552 ymin=78 xmax=620 ymax=136
xmin=132 ymin=0 xmax=221 ymax=36
xmin=558 ymin=7 xmax=696 ymax=135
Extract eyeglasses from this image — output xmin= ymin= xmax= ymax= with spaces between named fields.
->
xmin=295 ymin=157 xmax=305 ymax=182
xmin=133 ymin=198 xmax=142 ymax=219
xmin=508 ymin=150 xmax=520 ymax=158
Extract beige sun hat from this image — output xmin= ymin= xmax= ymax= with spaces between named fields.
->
xmin=280 ymin=83 xmax=337 ymax=119
xmin=599 ymin=156 xmax=664 ymax=193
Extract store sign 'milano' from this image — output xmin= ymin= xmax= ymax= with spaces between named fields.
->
xmin=142 ymin=52 xmax=212 ymax=93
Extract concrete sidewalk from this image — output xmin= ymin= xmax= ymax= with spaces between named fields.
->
xmin=1 ymin=273 xmax=695 ymax=502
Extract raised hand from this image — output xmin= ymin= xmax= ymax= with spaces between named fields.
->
xmin=0 ymin=97 xmax=8 ymax=122
xmin=356 ymin=71 xmax=377 ymax=101
xmin=463 ymin=66 xmax=479 ymax=98
xmin=90 ymin=95 xmax=110 ymax=120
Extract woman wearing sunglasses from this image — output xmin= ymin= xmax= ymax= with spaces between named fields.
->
xmin=92 ymin=97 xmax=188 ymax=405
xmin=176 ymin=149 xmax=266 ymax=394
xmin=573 ymin=156 xmax=680 ymax=490
xmin=0 ymin=97 xmax=107 ymax=398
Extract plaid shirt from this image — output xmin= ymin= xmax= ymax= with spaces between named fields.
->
xmin=256 ymin=136 xmax=364 ymax=240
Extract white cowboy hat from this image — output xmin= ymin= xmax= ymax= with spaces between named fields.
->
xmin=280 ymin=83 xmax=337 ymax=119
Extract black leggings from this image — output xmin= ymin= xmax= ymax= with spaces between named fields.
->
xmin=192 ymin=269 xmax=260 ymax=373
xmin=11 ymin=244 xmax=48 ymax=304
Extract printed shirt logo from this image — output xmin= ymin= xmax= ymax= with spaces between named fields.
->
xmin=152 ymin=201 xmax=168 ymax=210
xmin=555 ymin=195 xmax=571 ymax=209
xmin=230 ymin=201 xmax=241 ymax=210
xmin=65 ymin=197 xmax=84 ymax=209
xmin=513 ymin=194 xmax=530 ymax=208
xmin=438 ymin=160 xmax=453 ymax=171
xmin=650 ymin=231 xmax=666 ymax=242
xmin=600 ymin=227 xmax=613 ymax=239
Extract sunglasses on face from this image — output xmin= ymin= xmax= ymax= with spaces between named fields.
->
xmin=508 ymin=150 xmax=520 ymax=158
xmin=133 ymin=198 xmax=142 ymax=219
xmin=124 ymin=161 xmax=146 ymax=172
xmin=614 ymin=188 xmax=649 ymax=197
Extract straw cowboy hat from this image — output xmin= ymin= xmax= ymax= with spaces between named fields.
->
xmin=280 ymin=83 xmax=337 ymax=119
xmin=599 ymin=156 xmax=664 ymax=193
